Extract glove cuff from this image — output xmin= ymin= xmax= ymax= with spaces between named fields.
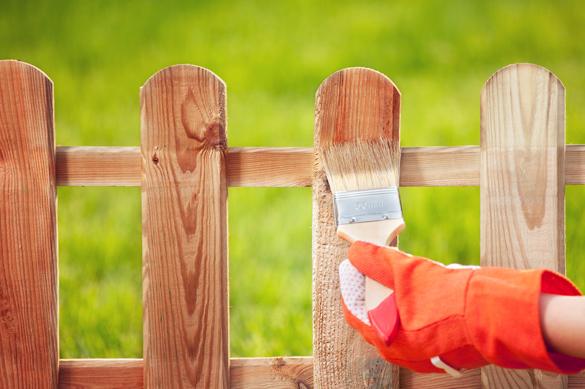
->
xmin=466 ymin=267 xmax=585 ymax=374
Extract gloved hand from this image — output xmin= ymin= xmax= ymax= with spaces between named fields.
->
xmin=339 ymin=241 xmax=585 ymax=376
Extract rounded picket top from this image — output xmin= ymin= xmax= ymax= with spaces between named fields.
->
xmin=0 ymin=59 xmax=55 ymax=151
xmin=141 ymin=63 xmax=225 ymax=91
xmin=317 ymin=66 xmax=400 ymax=93
xmin=315 ymin=67 xmax=401 ymax=146
xmin=0 ymin=59 xmax=54 ymax=85
xmin=480 ymin=63 xmax=565 ymax=149
xmin=140 ymin=64 xmax=227 ymax=160
xmin=481 ymin=63 xmax=564 ymax=105
xmin=0 ymin=60 xmax=55 ymax=136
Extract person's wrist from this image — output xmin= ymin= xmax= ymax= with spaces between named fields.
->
xmin=539 ymin=293 xmax=585 ymax=359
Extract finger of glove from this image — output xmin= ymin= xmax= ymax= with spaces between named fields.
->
xmin=340 ymin=295 xmax=382 ymax=348
xmin=339 ymin=259 xmax=393 ymax=348
xmin=339 ymin=259 xmax=369 ymax=325
xmin=348 ymin=241 xmax=466 ymax=289
xmin=346 ymin=241 xmax=411 ymax=289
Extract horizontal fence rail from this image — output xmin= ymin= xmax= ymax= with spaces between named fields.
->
xmin=57 ymin=358 xmax=585 ymax=389
xmin=55 ymin=144 xmax=585 ymax=187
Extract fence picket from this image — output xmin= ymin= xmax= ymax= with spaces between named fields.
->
xmin=141 ymin=65 xmax=229 ymax=388
xmin=480 ymin=64 xmax=567 ymax=388
xmin=312 ymin=68 xmax=399 ymax=388
xmin=0 ymin=60 xmax=59 ymax=387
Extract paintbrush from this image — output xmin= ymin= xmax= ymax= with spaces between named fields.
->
xmin=318 ymin=68 xmax=404 ymax=346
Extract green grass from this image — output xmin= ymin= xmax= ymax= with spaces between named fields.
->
xmin=3 ymin=0 xmax=585 ymax=359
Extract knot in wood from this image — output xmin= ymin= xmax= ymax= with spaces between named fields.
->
xmin=205 ymin=122 xmax=226 ymax=147
xmin=273 ymin=358 xmax=287 ymax=367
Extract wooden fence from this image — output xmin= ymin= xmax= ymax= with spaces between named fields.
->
xmin=1 ymin=59 xmax=585 ymax=388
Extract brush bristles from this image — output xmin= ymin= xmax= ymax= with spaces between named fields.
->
xmin=321 ymin=139 xmax=400 ymax=193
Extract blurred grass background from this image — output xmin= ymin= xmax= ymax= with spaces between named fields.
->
xmin=3 ymin=0 xmax=585 ymax=359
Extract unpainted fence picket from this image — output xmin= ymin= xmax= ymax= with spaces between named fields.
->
xmin=2 ymin=59 xmax=585 ymax=388
xmin=141 ymin=65 xmax=230 ymax=387
xmin=480 ymin=64 xmax=567 ymax=388
xmin=0 ymin=60 xmax=59 ymax=388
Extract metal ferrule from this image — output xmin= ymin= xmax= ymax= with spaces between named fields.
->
xmin=333 ymin=187 xmax=402 ymax=226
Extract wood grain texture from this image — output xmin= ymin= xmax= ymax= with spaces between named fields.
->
xmin=313 ymin=68 xmax=399 ymax=388
xmin=227 ymin=147 xmax=312 ymax=187
xmin=59 ymin=359 xmax=143 ymax=388
xmin=0 ymin=60 xmax=59 ymax=388
xmin=55 ymin=146 xmax=313 ymax=187
xmin=481 ymin=365 xmax=567 ymax=389
xmin=58 ymin=357 xmax=312 ymax=388
xmin=52 ymin=358 xmax=585 ymax=388
xmin=54 ymin=358 xmax=585 ymax=388
xmin=401 ymin=369 xmax=585 ymax=389
xmin=399 ymin=146 xmax=479 ymax=186
xmin=480 ymin=63 xmax=566 ymax=388
xmin=570 ymin=372 xmax=585 ymax=388
xmin=141 ymin=65 xmax=229 ymax=388
xmin=57 ymin=146 xmax=142 ymax=186
xmin=399 ymin=367 xmax=481 ymax=388
xmin=230 ymin=357 xmax=313 ymax=388
xmin=565 ymin=145 xmax=585 ymax=185
xmin=53 ymin=145 xmax=585 ymax=187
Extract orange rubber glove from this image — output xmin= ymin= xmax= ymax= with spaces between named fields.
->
xmin=340 ymin=241 xmax=585 ymax=376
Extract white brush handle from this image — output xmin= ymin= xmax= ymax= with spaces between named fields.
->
xmin=337 ymin=219 xmax=405 ymax=310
